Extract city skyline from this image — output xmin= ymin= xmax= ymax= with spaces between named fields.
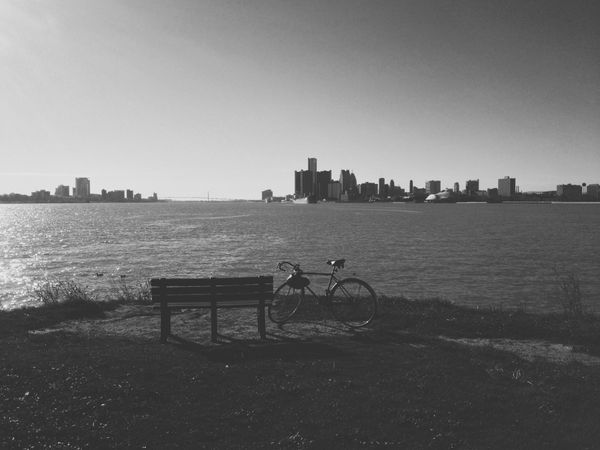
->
xmin=0 ymin=175 xmax=158 ymax=203
xmin=287 ymin=157 xmax=597 ymax=202
xmin=1 ymin=1 xmax=599 ymax=199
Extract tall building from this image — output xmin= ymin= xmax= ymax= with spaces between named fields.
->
xmin=308 ymin=157 xmax=317 ymax=196
xmin=409 ymin=180 xmax=413 ymax=194
xmin=294 ymin=170 xmax=313 ymax=197
xmin=75 ymin=177 xmax=90 ymax=198
xmin=378 ymin=178 xmax=386 ymax=198
xmin=294 ymin=158 xmax=318 ymax=198
xmin=453 ymin=182 xmax=460 ymax=193
xmin=498 ymin=176 xmax=516 ymax=198
xmin=316 ymin=170 xmax=332 ymax=200
xmin=425 ymin=180 xmax=441 ymax=195
xmin=339 ymin=170 xmax=358 ymax=200
xmin=465 ymin=179 xmax=479 ymax=196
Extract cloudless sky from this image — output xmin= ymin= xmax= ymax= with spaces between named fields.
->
xmin=1 ymin=0 xmax=599 ymax=199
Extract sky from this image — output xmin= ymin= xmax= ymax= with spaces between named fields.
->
xmin=1 ymin=0 xmax=599 ymax=199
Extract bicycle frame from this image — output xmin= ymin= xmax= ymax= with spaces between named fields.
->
xmin=279 ymin=261 xmax=342 ymax=303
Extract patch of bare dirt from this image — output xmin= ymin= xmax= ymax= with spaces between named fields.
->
xmin=29 ymin=304 xmax=356 ymax=345
xmin=442 ymin=336 xmax=600 ymax=366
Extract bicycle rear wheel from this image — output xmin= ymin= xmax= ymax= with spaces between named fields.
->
xmin=329 ymin=278 xmax=377 ymax=327
xmin=268 ymin=283 xmax=304 ymax=324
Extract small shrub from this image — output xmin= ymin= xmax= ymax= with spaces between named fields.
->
xmin=553 ymin=266 xmax=584 ymax=317
xmin=32 ymin=280 xmax=96 ymax=306
xmin=111 ymin=279 xmax=151 ymax=304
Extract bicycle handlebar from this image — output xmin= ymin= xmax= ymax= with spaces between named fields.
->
xmin=277 ymin=260 xmax=343 ymax=274
xmin=277 ymin=261 xmax=299 ymax=272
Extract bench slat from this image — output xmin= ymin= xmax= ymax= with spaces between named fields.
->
xmin=150 ymin=276 xmax=271 ymax=287
xmin=160 ymin=301 xmax=270 ymax=308
xmin=152 ymin=292 xmax=272 ymax=304
xmin=150 ymin=284 xmax=272 ymax=296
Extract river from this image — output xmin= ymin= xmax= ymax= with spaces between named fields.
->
xmin=1 ymin=201 xmax=598 ymax=312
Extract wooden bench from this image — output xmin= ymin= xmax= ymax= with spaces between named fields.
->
xmin=150 ymin=276 xmax=273 ymax=343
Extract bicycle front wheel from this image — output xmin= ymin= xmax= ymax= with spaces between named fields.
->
xmin=329 ymin=278 xmax=377 ymax=327
xmin=268 ymin=283 xmax=304 ymax=324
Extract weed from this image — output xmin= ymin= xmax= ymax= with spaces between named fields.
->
xmin=32 ymin=280 xmax=96 ymax=306
xmin=111 ymin=279 xmax=151 ymax=304
xmin=553 ymin=266 xmax=584 ymax=317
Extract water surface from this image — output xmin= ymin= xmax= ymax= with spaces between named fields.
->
xmin=1 ymin=202 xmax=598 ymax=312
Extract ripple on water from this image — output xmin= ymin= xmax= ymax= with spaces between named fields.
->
xmin=1 ymin=202 xmax=599 ymax=312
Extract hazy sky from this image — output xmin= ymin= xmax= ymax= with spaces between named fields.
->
xmin=1 ymin=0 xmax=599 ymax=198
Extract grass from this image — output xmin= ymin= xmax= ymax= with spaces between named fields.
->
xmin=2 ymin=295 xmax=600 ymax=448
xmin=377 ymin=296 xmax=600 ymax=356
xmin=0 ymin=280 xmax=150 ymax=339
xmin=553 ymin=265 xmax=584 ymax=317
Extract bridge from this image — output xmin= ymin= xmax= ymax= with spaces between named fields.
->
xmin=162 ymin=196 xmax=250 ymax=202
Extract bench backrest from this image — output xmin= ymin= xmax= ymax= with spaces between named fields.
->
xmin=150 ymin=276 xmax=273 ymax=308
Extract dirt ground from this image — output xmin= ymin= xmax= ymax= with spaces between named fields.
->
xmin=29 ymin=304 xmax=356 ymax=344
xmin=29 ymin=304 xmax=600 ymax=366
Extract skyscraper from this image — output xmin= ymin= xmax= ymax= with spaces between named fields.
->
xmin=75 ymin=177 xmax=90 ymax=198
xmin=308 ymin=157 xmax=317 ymax=196
xmin=465 ymin=179 xmax=479 ymax=196
xmin=294 ymin=170 xmax=313 ymax=197
xmin=378 ymin=178 xmax=385 ymax=198
xmin=498 ymin=176 xmax=516 ymax=198
xmin=425 ymin=180 xmax=441 ymax=195
xmin=316 ymin=170 xmax=332 ymax=200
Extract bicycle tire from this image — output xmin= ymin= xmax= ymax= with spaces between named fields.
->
xmin=268 ymin=282 xmax=304 ymax=324
xmin=329 ymin=278 xmax=377 ymax=327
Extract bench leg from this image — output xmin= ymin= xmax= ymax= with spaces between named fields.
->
xmin=211 ymin=302 xmax=218 ymax=343
xmin=160 ymin=309 xmax=170 ymax=344
xmin=258 ymin=301 xmax=266 ymax=340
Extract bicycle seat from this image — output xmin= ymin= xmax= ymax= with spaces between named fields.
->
xmin=326 ymin=259 xmax=346 ymax=268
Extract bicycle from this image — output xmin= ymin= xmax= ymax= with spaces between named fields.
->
xmin=268 ymin=259 xmax=378 ymax=327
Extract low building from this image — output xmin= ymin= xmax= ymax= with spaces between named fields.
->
xmin=107 ymin=190 xmax=125 ymax=201
xmin=425 ymin=189 xmax=456 ymax=203
xmin=359 ymin=182 xmax=378 ymax=200
xmin=54 ymin=185 xmax=70 ymax=197
xmin=586 ymin=184 xmax=600 ymax=201
xmin=557 ymin=184 xmax=582 ymax=201
xmin=261 ymin=189 xmax=273 ymax=201
xmin=327 ymin=181 xmax=341 ymax=201
xmin=31 ymin=190 xmax=51 ymax=202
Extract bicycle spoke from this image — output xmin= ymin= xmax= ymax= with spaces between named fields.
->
xmin=329 ymin=278 xmax=377 ymax=327
xmin=268 ymin=282 xmax=304 ymax=324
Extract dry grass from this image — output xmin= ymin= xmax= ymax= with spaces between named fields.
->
xmin=2 ymin=296 xmax=600 ymax=448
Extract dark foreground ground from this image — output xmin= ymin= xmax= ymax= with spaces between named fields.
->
xmin=2 ymin=298 xmax=600 ymax=449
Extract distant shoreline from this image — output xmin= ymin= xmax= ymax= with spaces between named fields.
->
xmin=2 ymin=198 xmax=600 ymax=205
